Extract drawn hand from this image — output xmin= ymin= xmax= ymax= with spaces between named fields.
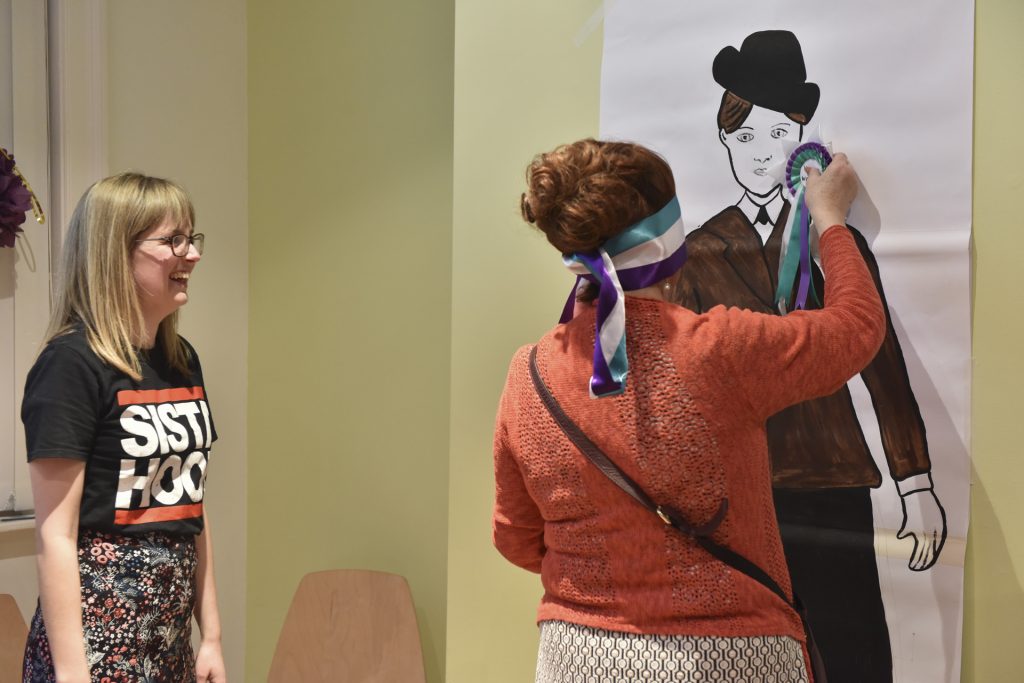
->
xmin=805 ymin=152 xmax=859 ymax=234
xmin=896 ymin=488 xmax=948 ymax=571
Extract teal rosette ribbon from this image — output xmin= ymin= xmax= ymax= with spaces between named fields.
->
xmin=773 ymin=140 xmax=832 ymax=313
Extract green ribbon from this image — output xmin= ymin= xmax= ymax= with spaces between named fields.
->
xmin=775 ymin=188 xmax=820 ymax=312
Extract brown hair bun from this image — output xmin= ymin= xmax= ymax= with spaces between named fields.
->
xmin=521 ymin=138 xmax=675 ymax=254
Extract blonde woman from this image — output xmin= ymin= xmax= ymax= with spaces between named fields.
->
xmin=21 ymin=173 xmax=225 ymax=682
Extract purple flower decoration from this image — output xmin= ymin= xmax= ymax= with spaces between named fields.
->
xmin=0 ymin=149 xmax=33 ymax=248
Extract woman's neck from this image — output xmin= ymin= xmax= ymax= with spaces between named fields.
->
xmin=624 ymin=284 xmax=668 ymax=302
xmin=139 ymin=315 xmax=160 ymax=349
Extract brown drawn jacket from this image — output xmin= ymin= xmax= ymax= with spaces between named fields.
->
xmin=675 ymin=203 xmax=930 ymax=489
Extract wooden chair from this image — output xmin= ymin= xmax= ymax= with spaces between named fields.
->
xmin=0 ymin=594 xmax=27 ymax=681
xmin=267 ymin=570 xmax=426 ymax=683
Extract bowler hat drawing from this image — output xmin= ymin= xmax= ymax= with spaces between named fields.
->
xmin=713 ymin=30 xmax=820 ymax=122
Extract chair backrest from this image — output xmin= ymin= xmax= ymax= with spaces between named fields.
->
xmin=268 ymin=569 xmax=426 ymax=683
xmin=0 ymin=594 xmax=27 ymax=682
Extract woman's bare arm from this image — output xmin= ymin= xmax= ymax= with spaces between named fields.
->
xmin=30 ymin=458 xmax=90 ymax=683
xmin=194 ymin=512 xmax=227 ymax=682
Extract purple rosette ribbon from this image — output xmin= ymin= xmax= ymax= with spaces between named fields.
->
xmin=775 ymin=141 xmax=831 ymax=312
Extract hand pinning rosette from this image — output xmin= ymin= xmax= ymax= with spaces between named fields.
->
xmin=767 ymin=131 xmax=833 ymax=313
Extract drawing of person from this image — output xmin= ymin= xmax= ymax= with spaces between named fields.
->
xmin=673 ymin=30 xmax=947 ymax=683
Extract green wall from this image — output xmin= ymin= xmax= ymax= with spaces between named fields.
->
xmin=963 ymin=0 xmax=1024 ymax=680
xmin=446 ymin=2 xmax=603 ymax=680
xmin=247 ymin=1 xmax=454 ymax=681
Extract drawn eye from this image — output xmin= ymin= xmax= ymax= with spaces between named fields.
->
xmin=736 ymin=132 xmax=754 ymax=143
xmin=770 ymin=128 xmax=788 ymax=139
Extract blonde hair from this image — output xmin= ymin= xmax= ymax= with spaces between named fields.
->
xmin=46 ymin=172 xmax=195 ymax=380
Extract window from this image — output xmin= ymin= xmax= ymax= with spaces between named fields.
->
xmin=1 ymin=0 xmax=51 ymax=520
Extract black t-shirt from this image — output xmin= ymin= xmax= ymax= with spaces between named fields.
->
xmin=22 ymin=327 xmax=216 ymax=536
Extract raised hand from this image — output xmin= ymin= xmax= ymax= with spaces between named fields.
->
xmin=805 ymin=152 xmax=859 ymax=235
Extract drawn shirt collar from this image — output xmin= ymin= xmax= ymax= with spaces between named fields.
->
xmin=737 ymin=189 xmax=786 ymax=246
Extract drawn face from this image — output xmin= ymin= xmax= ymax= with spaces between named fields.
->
xmin=719 ymin=105 xmax=802 ymax=197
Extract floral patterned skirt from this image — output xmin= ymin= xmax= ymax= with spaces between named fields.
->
xmin=23 ymin=528 xmax=198 ymax=683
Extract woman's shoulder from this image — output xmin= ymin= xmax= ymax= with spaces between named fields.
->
xmin=661 ymin=301 xmax=770 ymax=365
xmin=503 ymin=342 xmax=536 ymax=383
xmin=25 ymin=326 xmax=110 ymax=398
xmin=501 ymin=332 xmax=567 ymax=400
xmin=37 ymin=326 xmax=100 ymax=367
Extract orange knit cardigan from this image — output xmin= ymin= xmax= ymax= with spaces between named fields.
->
xmin=493 ymin=226 xmax=886 ymax=645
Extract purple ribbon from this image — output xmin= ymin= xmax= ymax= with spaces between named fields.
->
xmin=559 ymin=243 xmax=688 ymax=323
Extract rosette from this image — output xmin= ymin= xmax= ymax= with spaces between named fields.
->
xmin=767 ymin=133 xmax=833 ymax=312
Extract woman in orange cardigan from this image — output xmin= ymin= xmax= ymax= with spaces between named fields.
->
xmin=493 ymin=139 xmax=884 ymax=682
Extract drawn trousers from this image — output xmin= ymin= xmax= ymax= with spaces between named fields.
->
xmin=774 ymin=487 xmax=893 ymax=683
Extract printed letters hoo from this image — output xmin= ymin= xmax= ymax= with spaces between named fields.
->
xmin=113 ymin=387 xmax=212 ymax=524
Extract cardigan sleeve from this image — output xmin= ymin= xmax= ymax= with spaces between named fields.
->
xmin=714 ymin=226 xmax=886 ymax=420
xmin=492 ymin=347 xmax=546 ymax=573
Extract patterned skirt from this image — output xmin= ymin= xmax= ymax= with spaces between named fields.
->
xmin=536 ymin=621 xmax=809 ymax=683
xmin=23 ymin=528 xmax=198 ymax=683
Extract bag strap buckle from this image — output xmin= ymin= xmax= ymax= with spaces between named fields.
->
xmin=656 ymin=506 xmax=673 ymax=525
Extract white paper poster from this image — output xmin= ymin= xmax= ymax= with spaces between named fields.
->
xmin=601 ymin=3 xmax=972 ymax=682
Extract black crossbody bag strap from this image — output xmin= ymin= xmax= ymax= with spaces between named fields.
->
xmin=528 ymin=346 xmax=827 ymax=683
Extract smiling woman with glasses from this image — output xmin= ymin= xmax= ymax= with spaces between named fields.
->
xmin=21 ymin=172 xmax=227 ymax=683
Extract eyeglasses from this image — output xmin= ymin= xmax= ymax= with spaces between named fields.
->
xmin=135 ymin=233 xmax=205 ymax=257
